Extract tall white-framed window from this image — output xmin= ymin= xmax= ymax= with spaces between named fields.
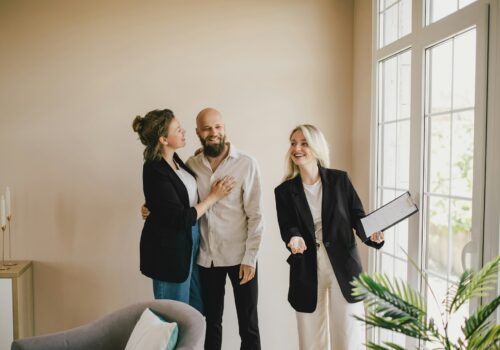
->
xmin=370 ymin=0 xmax=499 ymax=347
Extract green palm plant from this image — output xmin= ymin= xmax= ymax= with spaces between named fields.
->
xmin=351 ymin=255 xmax=500 ymax=350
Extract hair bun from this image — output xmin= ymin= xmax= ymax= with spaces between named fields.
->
xmin=132 ymin=115 xmax=143 ymax=133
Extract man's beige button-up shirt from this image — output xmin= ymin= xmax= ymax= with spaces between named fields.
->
xmin=187 ymin=144 xmax=264 ymax=268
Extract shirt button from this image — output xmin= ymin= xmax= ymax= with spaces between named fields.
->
xmin=324 ymin=242 xmax=330 ymax=247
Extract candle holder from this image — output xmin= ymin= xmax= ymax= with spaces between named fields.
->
xmin=3 ymin=216 xmax=16 ymax=267
xmin=0 ymin=225 xmax=9 ymax=271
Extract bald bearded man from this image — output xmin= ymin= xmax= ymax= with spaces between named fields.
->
xmin=187 ymin=108 xmax=263 ymax=350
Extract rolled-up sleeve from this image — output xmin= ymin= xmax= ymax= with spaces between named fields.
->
xmin=274 ymin=186 xmax=301 ymax=247
xmin=241 ymin=160 xmax=264 ymax=267
xmin=345 ymin=172 xmax=384 ymax=249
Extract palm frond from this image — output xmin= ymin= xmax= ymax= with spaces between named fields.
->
xmin=449 ymin=256 xmax=500 ymax=313
xmin=445 ymin=282 xmax=461 ymax=313
xmin=383 ymin=342 xmax=407 ymax=350
xmin=462 ymin=294 xmax=500 ymax=339
xmin=366 ymin=341 xmax=407 ymax=350
xmin=366 ymin=342 xmax=393 ymax=350
xmin=456 ymin=337 xmax=467 ymax=350
xmin=352 ymin=273 xmax=426 ymax=320
xmin=353 ymin=313 xmax=431 ymax=340
xmin=466 ymin=324 xmax=500 ymax=350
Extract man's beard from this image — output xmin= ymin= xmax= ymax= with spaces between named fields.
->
xmin=199 ymin=135 xmax=226 ymax=157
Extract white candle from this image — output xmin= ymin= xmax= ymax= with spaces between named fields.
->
xmin=0 ymin=195 xmax=6 ymax=228
xmin=5 ymin=187 xmax=11 ymax=218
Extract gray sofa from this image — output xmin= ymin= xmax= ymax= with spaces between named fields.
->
xmin=11 ymin=300 xmax=205 ymax=350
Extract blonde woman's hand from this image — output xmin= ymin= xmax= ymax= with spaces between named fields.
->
xmin=141 ymin=204 xmax=150 ymax=220
xmin=369 ymin=231 xmax=384 ymax=243
xmin=287 ymin=236 xmax=307 ymax=254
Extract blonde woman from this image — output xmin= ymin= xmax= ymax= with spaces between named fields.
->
xmin=274 ymin=124 xmax=384 ymax=349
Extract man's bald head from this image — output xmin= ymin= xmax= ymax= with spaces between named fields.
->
xmin=196 ymin=107 xmax=223 ymax=128
xmin=195 ymin=107 xmax=227 ymax=157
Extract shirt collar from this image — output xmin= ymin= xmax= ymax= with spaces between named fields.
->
xmin=226 ymin=142 xmax=239 ymax=159
xmin=201 ymin=142 xmax=239 ymax=162
xmin=198 ymin=142 xmax=239 ymax=170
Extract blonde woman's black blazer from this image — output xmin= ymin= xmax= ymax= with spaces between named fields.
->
xmin=274 ymin=167 xmax=384 ymax=312
xmin=140 ymin=154 xmax=197 ymax=282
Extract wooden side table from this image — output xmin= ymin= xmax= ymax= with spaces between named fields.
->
xmin=0 ymin=261 xmax=34 ymax=350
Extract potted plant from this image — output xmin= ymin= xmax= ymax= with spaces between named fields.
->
xmin=351 ymin=255 xmax=499 ymax=350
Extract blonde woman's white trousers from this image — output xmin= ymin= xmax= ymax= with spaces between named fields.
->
xmin=295 ymin=243 xmax=366 ymax=350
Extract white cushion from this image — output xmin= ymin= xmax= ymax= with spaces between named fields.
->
xmin=125 ymin=308 xmax=178 ymax=350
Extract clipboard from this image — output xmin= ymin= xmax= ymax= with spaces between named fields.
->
xmin=361 ymin=191 xmax=418 ymax=240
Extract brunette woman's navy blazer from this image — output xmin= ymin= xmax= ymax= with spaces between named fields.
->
xmin=140 ymin=153 xmax=197 ymax=283
xmin=274 ymin=167 xmax=384 ymax=312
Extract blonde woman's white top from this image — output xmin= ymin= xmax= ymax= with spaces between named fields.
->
xmin=302 ymin=179 xmax=323 ymax=243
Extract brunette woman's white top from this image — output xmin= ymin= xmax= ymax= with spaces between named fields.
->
xmin=175 ymin=166 xmax=198 ymax=207
xmin=302 ymin=179 xmax=323 ymax=242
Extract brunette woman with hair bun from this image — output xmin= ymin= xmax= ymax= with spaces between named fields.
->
xmin=133 ymin=109 xmax=234 ymax=313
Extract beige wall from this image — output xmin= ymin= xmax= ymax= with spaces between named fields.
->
xmin=0 ymin=1 xmax=364 ymax=349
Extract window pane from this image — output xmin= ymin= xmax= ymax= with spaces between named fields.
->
xmin=428 ymin=115 xmax=451 ymax=195
xmin=382 ymin=123 xmax=397 ymax=188
xmin=382 ymin=189 xmax=397 ymax=205
xmin=448 ymin=299 xmax=470 ymax=342
xmin=426 ymin=275 xmax=467 ymax=345
xmin=383 ymin=58 xmax=398 ymax=122
xmin=383 ymin=4 xmax=399 ymax=46
xmin=428 ymin=196 xmax=450 ymax=277
xmin=399 ymin=0 xmax=412 ymax=39
xmin=379 ymin=0 xmax=412 ymax=48
xmin=429 ymin=41 xmax=453 ymax=114
xmin=380 ymin=252 xmax=394 ymax=275
xmin=451 ymin=112 xmax=474 ymax=198
xmin=380 ymin=51 xmax=411 ymax=122
xmin=378 ymin=51 xmax=411 ymax=192
xmin=426 ymin=274 xmax=448 ymax=346
xmin=396 ymin=121 xmax=410 ymax=189
xmin=428 ymin=0 xmax=457 ymax=24
xmin=459 ymin=0 xmax=476 ymax=7
xmin=383 ymin=225 xmax=396 ymax=254
xmin=426 ymin=0 xmax=477 ymax=25
xmin=398 ymin=53 xmax=411 ymax=119
xmin=382 ymin=0 xmax=398 ymax=8
xmin=381 ymin=253 xmax=408 ymax=281
xmin=450 ymin=199 xmax=472 ymax=278
xmin=394 ymin=218 xmax=409 ymax=260
xmin=453 ymin=30 xmax=476 ymax=109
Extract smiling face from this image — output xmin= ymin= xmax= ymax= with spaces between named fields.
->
xmin=289 ymin=129 xmax=317 ymax=167
xmin=160 ymin=117 xmax=186 ymax=150
xmin=196 ymin=108 xmax=226 ymax=157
